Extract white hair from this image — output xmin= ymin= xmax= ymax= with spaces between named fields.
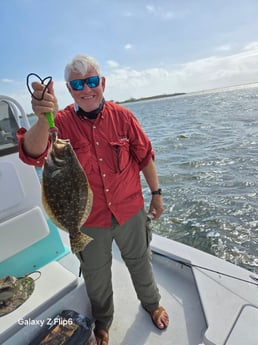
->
xmin=64 ymin=54 xmax=102 ymax=81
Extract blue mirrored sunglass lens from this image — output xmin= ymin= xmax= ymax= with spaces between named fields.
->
xmin=69 ymin=80 xmax=84 ymax=90
xmin=86 ymin=76 xmax=100 ymax=88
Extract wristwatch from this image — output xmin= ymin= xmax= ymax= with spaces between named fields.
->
xmin=151 ymin=188 xmax=162 ymax=195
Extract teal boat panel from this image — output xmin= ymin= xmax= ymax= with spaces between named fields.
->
xmin=0 ymin=220 xmax=70 ymax=277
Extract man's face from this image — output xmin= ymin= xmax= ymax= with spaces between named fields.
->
xmin=67 ymin=67 xmax=105 ymax=112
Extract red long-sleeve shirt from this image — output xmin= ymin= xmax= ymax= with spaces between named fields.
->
xmin=17 ymin=101 xmax=154 ymax=227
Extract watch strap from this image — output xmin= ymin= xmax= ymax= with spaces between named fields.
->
xmin=151 ymin=188 xmax=162 ymax=195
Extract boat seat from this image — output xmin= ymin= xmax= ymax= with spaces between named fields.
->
xmin=0 ymin=161 xmax=24 ymax=214
xmin=0 ymin=207 xmax=49 ymax=263
xmin=0 ymin=261 xmax=78 ymax=342
xmin=225 ymin=305 xmax=258 ymax=345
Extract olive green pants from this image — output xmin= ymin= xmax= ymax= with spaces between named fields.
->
xmin=77 ymin=208 xmax=161 ymax=330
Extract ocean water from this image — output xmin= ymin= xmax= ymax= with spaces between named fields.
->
xmin=124 ymin=84 xmax=258 ymax=273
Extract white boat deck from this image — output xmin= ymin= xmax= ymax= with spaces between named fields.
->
xmin=1 ymin=236 xmax=207 ymax=345
xmin=110 ymin=242 xmax=206 ymax=345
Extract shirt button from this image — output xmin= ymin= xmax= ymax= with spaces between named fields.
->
xmin=105 ymin=188 xmax=109 ymax=192
xmin=108 ymin=202 xmax=112 ymax=206
xmin=99 ymin=158 xmax=103 ymax=162
xmin=93 ymin=125 xmax=96 ymax=129
xmin=103 ymin=173 xmax=106 ymax=177
xmin=96 ymin=141 xmax=99 ymax=145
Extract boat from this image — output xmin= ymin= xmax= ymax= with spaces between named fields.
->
xmin=0 ymin=95 xmax=258 ymax=345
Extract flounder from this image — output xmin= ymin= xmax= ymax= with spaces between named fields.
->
xmin=42 ymin=138 xmax=93 ymax=253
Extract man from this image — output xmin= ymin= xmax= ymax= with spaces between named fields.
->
xmin=18 ymin=54 xmax=169 ymax=345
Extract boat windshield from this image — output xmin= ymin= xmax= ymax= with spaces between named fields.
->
xmin=0 ymin=100 xmax=19 ymax=156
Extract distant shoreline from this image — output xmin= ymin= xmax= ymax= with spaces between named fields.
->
xmin=26 ymin=92 xmax=186 ymax=116
xmin=116 ymin=81 xmax=258 ymax=104
xmin=117 ymin=92 xmax=186 ymax=104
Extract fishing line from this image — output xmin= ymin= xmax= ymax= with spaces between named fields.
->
xmin=26 ymin=73 xmax=57 ymax=140
xmin=26 ymin=73 xmax=52 ymax=101
xmin=152 ymin=250 xmax=258 ymax=287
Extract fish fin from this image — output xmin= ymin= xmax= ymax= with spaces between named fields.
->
xmin=80 ymin=184 xmax=94 ymax=227
xmin=70 ymin=232 xmax=93 ymax=253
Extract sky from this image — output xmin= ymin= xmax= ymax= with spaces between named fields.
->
xmin=1 ymin=0 xmax=258 ymax=113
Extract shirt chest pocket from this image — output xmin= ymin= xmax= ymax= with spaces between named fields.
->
xmin=71 ymin=139 xmax=96 ymax=175
xmin=110 ymin=139 xmax=130 ymax=173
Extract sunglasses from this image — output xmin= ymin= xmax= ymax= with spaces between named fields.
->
xmin=69 ymin=76 xmax=100 ymax=91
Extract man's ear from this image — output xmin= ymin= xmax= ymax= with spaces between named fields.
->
xmin=66 ymin=83 xmax=72 ymax=94
xmin=101 ymin=77 xmax=106 ymax=92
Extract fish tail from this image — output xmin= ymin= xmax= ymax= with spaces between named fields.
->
xmin=70 ymin=233 xmax=93 ymax=253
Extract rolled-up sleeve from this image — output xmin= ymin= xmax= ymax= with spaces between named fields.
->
xmin=138 ymin=149 xmax=155 ymax=170
xmin=17 ymin=127 xmax=50 ymax=167
xmin=128 ymin=115 xmax=155 ymax=170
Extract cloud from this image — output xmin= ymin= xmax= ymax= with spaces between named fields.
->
xmin=163 ymin=11 xmax=175 ymax=20
xmin=0 ymin=78 xmax=14 ymax=83
xmin=243 ymin=41 xmax=258 ymax=51
xmin=104 ymin=42 xmax=258 ymax=102
xmin=146 ymin=4 xmax=175 ymax=20
xmin=215 ymin=44 xmax=232 ymax=52
xmin=107 ymin=60 xmax=120 ymax=68
xmin=123 ymin=11 xmax=134 ymax=17
xmin=146 ymin=5 xmax=155 ymax=13
xmin=124 ymin=43 xmax=133 ymax=50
